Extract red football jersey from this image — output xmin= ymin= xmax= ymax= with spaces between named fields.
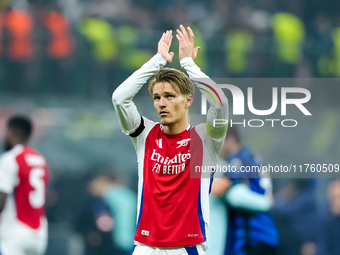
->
xmin=0 ymin=145 xmax=48 ymax=238
xmin=131 ymin=119 xmax=219 ymax=248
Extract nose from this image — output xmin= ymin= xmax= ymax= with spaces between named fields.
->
xmin=159 ymin=96 xmax=166 ymax=107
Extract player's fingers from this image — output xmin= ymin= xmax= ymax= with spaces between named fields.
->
xmin=159 ymin=32 xmax=165 ymax=44
xmin=176 ymin=33 xmax=182 ymax=42
xmin=187 ymin=26 xmax=195 ymax=43
xmin=165 ymin=30 xmax=173 ymax=46
xmin=180 ymin=24 xmax=189 ymax=40
xmin=169 ymin=34 xmax=173 ymax=45
xmin=177 ymin=30 xmax=189 ymax=46
xmin=169 ymin=52 xmax=174 ymax=58
xmin=164 ymin=30 xmax=168 ymax=43
xmin=193 ymin=46 xmax=201 ymax=59
xmin=176 ymin=28 xmax=184 ymax=40
xmin=164 ymin=30 xmax=169 ymax=43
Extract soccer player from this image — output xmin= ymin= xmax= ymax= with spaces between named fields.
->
xmin=112 ymin=25 xmax=228 ymax=254
xmin=211 ymin=126 xmax=279 ymax=255
xmin=0 ymin=116 xmax=49 ymax=255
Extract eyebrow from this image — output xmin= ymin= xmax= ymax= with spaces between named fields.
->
xmin=153 ymin=91 xmax=177 ymax=97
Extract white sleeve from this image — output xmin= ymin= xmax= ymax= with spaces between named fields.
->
xmin=180 ymin=57 xmax=229 ymax=159
xmin=225 ymin=183 xmax=272 ymax=212
xmin=180 ymin=57 xmax=229 ymax=138
xmin=0 ymin=154 xmax=18 ymax=194
xmin=112 ymin=54 xmax=167 ymax=135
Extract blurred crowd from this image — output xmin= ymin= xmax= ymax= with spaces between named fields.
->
xmin=1 ymin=0 xmax=340 ymax=97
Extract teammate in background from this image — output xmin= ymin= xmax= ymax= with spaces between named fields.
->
xmin=0 ymin=116 xmax=49 ymax=255
xmin=211 ymin=126 xmax=279 ymax=255
xmin=112 ymin=25 xmax=228 ymax=255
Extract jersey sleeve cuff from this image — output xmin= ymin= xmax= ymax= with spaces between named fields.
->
xmin=180 ymin=57 xmax=195 ymax=68
xmin=154 ymin=53 xmax=168 ymax=67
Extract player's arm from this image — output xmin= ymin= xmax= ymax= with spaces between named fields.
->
xmin=177 ymin=25 xmax=229 ymax=140
xmin=225 ymin=182 xmax=272 ymax=212
xmin=211 ymin=175 xmax=272 ymax=213
xmin=0 ymin=154 xmax=16 ymax=214
xmin=211 ymin=177 xmax=233 ymax=196
xmin=112 ymin=30 xmax=174 ymax=135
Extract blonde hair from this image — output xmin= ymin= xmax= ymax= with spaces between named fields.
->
xmin=148 ymin=68 xmax=195 ymax=98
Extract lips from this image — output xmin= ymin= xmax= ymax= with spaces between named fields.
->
xmin=159 ymin=111 xmax=168 ymax=116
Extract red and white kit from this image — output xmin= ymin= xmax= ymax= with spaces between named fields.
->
xmin=112 ymin=54 xmax=228 ymax=252
xmin=0 ymin=145 xmax=49 ymax=255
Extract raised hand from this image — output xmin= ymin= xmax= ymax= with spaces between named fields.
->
xmin=176 ymin=24 xmax=201 ymax=61
xmin=158 ymin=30 xmax=174 ymax=63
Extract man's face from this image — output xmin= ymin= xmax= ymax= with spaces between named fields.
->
xmin=152 ymin=82 xmax=190 ymax=127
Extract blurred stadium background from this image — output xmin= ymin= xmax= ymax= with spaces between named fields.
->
xmin=0 ymin=0 xmax=340 ymax=254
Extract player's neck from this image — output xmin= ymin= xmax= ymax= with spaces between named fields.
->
xmin=163 ymin=120 xmax=190 ymax=135
xmin=14 ymin=141 xmax=27 ymax=147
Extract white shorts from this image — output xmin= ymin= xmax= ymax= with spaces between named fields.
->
xmin=0 ymin=234 xmax=47 ymax=255
xmin=131 ymin=244 xmax=205 ymax=255
xmin=0 ymin=239 xmax=46 ymax=255
xmin=0 ymin=216 xmax=47 ymax=255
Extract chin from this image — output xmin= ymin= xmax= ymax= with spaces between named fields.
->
xmin=160 ymin=117 xmax=173 ymax=126
xmin=160 ymin=120 xmax=169 ymax=126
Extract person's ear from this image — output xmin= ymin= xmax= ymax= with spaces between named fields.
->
xmin=185 ymin=95 xmax=193 ymax=108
